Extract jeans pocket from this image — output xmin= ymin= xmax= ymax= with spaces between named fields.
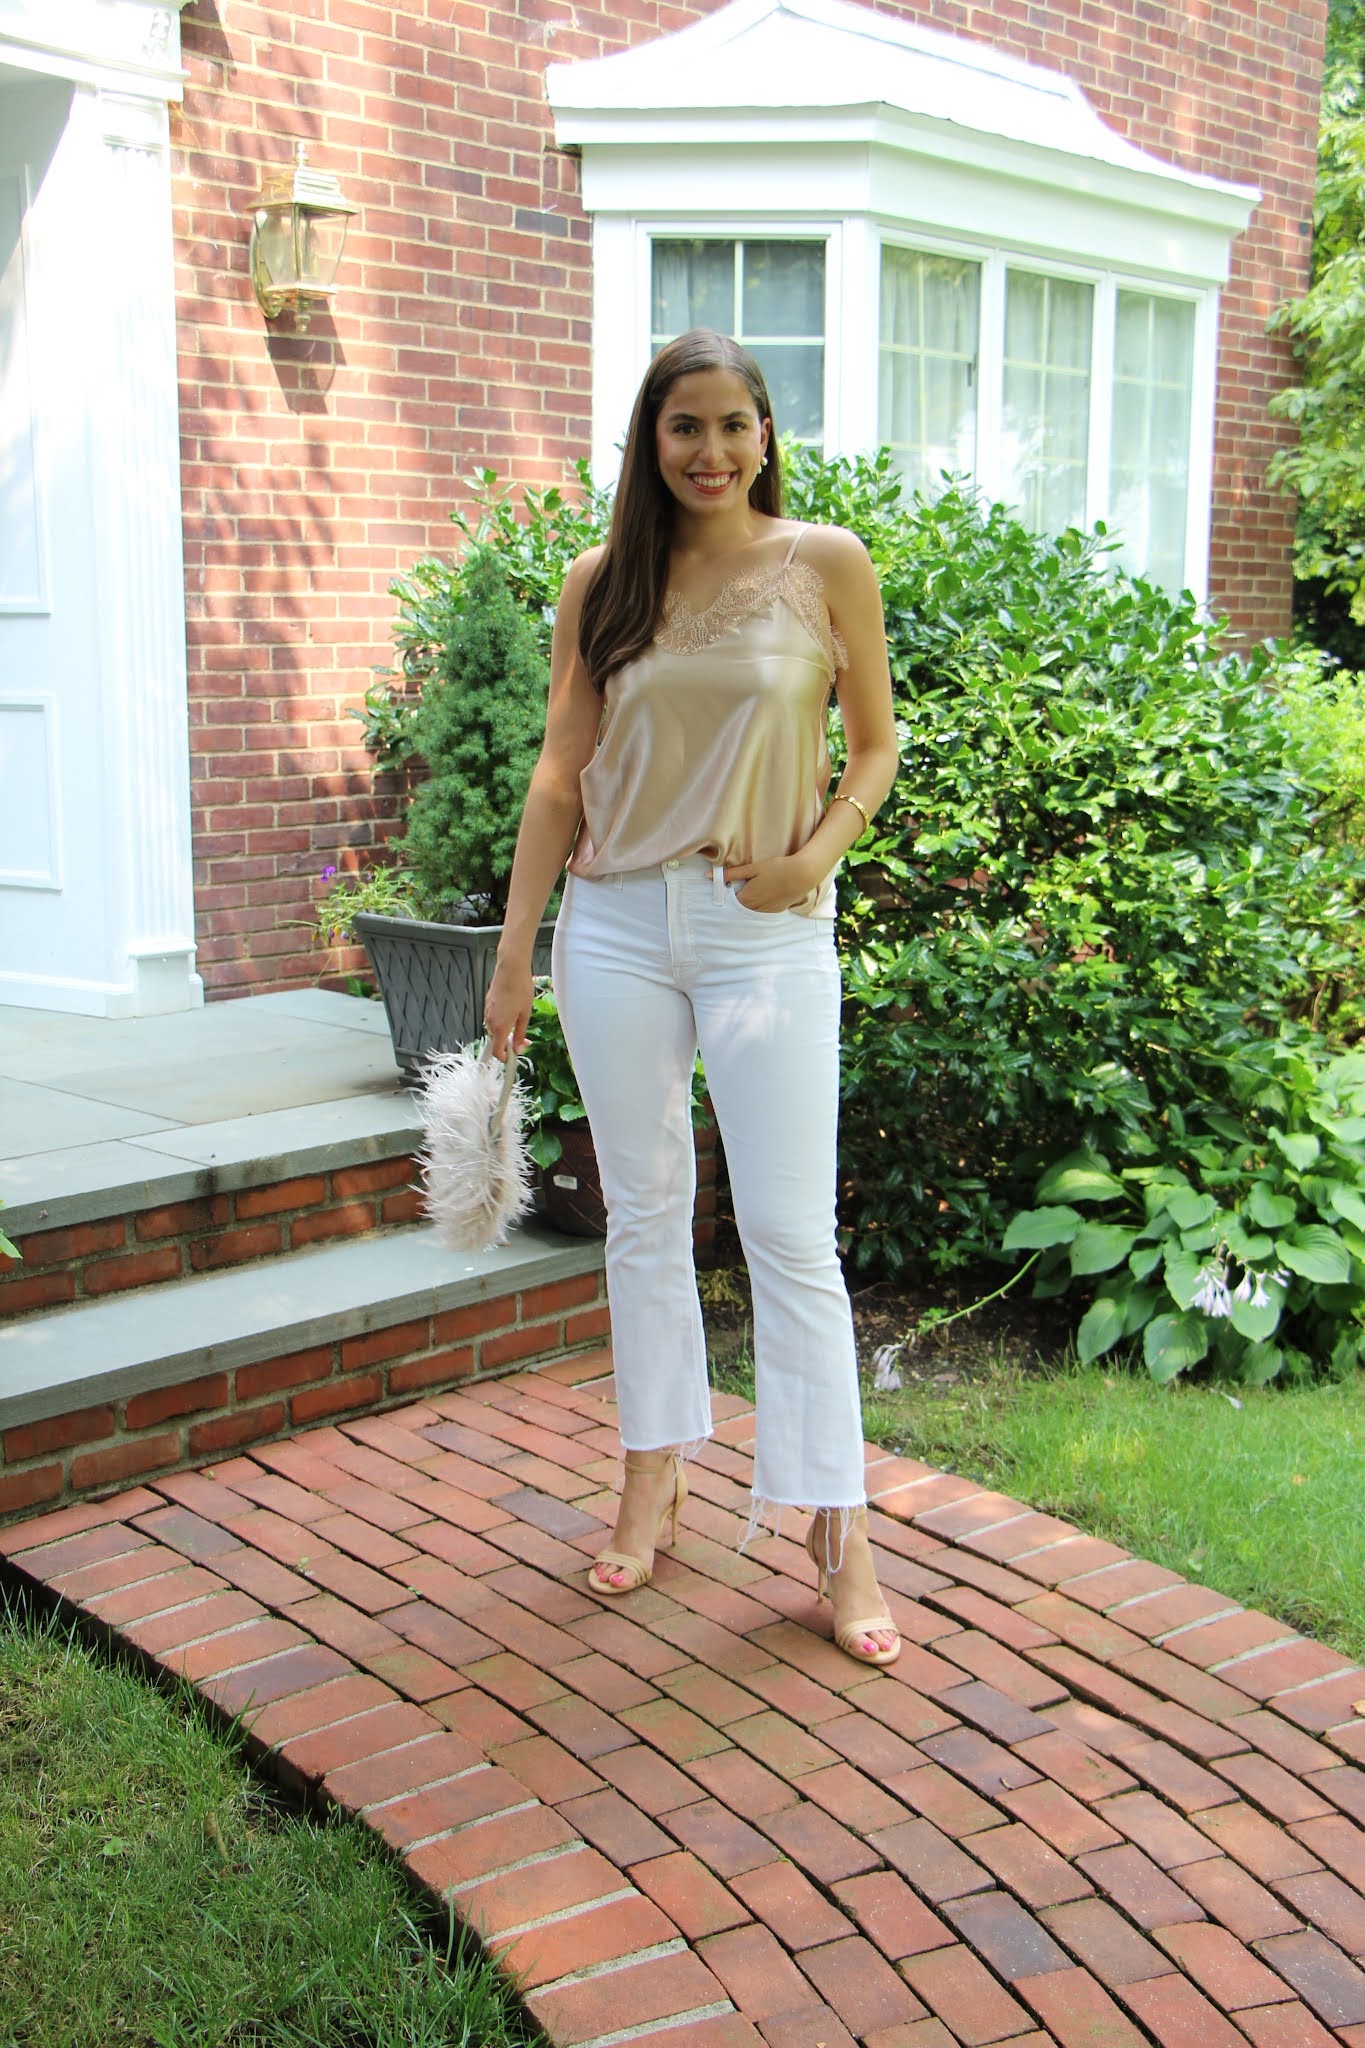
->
xmin=729 ymin=882 xmax=791 ymax=919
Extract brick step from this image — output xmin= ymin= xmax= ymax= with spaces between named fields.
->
xmin=0 ymin=1098 xmax=426 ymax=1321
xmin=0 ymin=1222 xmax=609 ymax=1523
xmin=1 ymin=1107 xmax=718 ymax=1322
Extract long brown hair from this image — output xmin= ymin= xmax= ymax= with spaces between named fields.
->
xmin=579 ymin=329 xmax=783 ymax=692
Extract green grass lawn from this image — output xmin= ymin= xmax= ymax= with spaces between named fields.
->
xmin=0 ymin=1597 xmax=540 ymax=2048
xmin=861 ymin=1358 xmax=1365 ymax=1665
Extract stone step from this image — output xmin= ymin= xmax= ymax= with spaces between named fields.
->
xmin=0 ymin=1221 xmax=607 ymax=1521
xmin=0 ymin=989 xmax=428 ymax=1321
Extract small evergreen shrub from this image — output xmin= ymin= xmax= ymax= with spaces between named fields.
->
xmin=1277 ymin=655 xmax=1365 ymax=848
xmin=399 ymin=548 xmax=550 ymax=921
xmin=348 ymin=468 xmax=612 ymax=774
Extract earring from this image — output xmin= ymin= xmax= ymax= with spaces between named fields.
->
xmin=760 ymin=455 xmax=769 ymax=469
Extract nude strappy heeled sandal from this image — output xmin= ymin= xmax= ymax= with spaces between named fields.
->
xmin=589 ymin=1451 xmax=686 ymax=1596
xmin=805 ymin=1510 xmax=901 ymax=1668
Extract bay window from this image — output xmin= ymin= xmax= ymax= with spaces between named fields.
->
xmin=551 ymin=0 xmax=1256 ymax=609
xmin=646 ymin=226 xmax=1208 ymax=591
xmin=864 ymin=241 xmax=1204 ymax=585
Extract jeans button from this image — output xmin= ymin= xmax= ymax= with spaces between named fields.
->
xmin=665 ymin=859 xmax=679 ymax=869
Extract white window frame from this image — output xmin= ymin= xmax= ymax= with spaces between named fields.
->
xmin=872 ymin=227 xmax=1217 ymax=596
xmin=593 ymin=218 xmax=846 ymax=474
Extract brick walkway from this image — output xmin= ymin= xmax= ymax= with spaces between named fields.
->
xmin=4 ymin=1352 xmax=1365 ymax=2048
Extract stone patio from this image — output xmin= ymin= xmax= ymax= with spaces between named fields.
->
xmin=4 ymin=1351 xmax=1365 ymax=2048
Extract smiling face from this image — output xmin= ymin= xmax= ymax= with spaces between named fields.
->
xmin=654 ymin=367 xmax=771 ymax=519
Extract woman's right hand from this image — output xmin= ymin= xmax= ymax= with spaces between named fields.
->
xmin=484 ymin=957 xmax=535 ymax=1062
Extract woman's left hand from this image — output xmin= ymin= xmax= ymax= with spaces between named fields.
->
xmin=723 ymin=852 xmax=820 ymax=913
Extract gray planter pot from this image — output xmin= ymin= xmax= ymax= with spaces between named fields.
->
xmin=354 ymin=910 xmax=555 ymax=1085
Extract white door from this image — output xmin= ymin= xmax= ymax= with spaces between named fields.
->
xmin=0 ymin=79 xmax=110 ymax=1003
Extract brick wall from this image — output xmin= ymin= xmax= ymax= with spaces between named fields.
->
xmin=0 ymin=1158 xmax=422 ymax=1320
xmin=173 ymin=0 xmax=1325 ymax=998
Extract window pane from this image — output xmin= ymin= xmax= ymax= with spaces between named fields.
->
xmin=923 ymin=262 xmax=978 ymax=356
xmin=651 ymin=239 xmax=734 ymax=339
xmin=883 ymin=254 xmax=922 ymax=348
xmin=741 ymin=240 xmax=823 ymax=336
xmin=879 ymin=245 xmax=980 ymax=497
xmin=1004 ymin=271 xmax=1046 ymax=365
xmin=1002 ymin=268 xmax=1092 ymax=534
xmin=1047 ymin=278 xmax=1092 ymax=370
xmin=1114 ymin=303 xmax=1149 ymax=382
xmin=650 ymin=236 xmax=826 ymax=447
xmin=1153 ymin=295 xmax=1194 ymax=384
xmin=757 ymin=341 xmax=824 ymax=441
xmin=1110 ymin=386 xmax=1148 ymax=470
xmin=1111 ymin=288 xmax=1195 ymax=590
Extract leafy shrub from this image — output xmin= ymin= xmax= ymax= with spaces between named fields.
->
xmin=1007 ymin=1037 xmax=1365 ymax=1385
xmin=447 ymin=464 xmax=612 ymax=649
xmin=1276 ymin=654 xmax=1365 ymax=847
xmin=1267 ymin=0 xmax=1365 ymax=630
xmin=521 ymin=986 xmax=593 ymax=1171
xmin=784 ymin=450 xmax=1365 ymax=1281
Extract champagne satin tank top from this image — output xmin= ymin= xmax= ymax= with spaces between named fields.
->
xmin=567 ymin=530 xmax=849 ymax=918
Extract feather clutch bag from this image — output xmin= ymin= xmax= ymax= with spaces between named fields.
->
xmin=416 ymin=1043 xmax=535 ymax=1252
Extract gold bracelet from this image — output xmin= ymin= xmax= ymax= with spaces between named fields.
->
xmin=830 ymin=790 xmax=873 ymax=835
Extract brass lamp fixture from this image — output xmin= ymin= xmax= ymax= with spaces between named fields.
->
xmin=248 ymin=142 xmax=357 ymax=331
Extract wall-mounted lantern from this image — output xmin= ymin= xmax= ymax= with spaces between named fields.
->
xmin=248 ymin=143 xmax=357 ymax=331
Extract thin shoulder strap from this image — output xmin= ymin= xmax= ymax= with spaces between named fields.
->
xmin=781 ymin=525 xmax=804 ymax=569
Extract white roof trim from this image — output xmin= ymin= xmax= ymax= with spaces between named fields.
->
xmin=547 ymin=0 xmax=1259 ymax=229
xmin=0 ymin=0 xmax=185 ymax=101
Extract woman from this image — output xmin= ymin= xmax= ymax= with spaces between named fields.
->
xmin=484 ymin=328 xmax=901 ymax=1666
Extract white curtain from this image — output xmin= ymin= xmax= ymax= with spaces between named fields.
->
xmin=878 ymin=247 xmax=980 ymax=497
xmin=1111 ymin=290 xmax=1195 ymax=591
xmin=1001 ymin=268 xmax=1093 ymax=535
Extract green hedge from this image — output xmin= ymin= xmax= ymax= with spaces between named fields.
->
xmin=783 ymin=453 xmax=1364 ymax=1296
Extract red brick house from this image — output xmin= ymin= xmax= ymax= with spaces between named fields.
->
xmin=0 ymin=0 xmax=1326 ymax=1015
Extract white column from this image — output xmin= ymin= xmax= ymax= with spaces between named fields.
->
xmin=1186 ymin=286 xmax=1220 ymax=610
xmin=85 ymin=86 xmax=201 ymax=1013
xmin=832 ymin=215 xmax=877 ymax=459
xmin=591 ymin=213 xmax=643 ymax=488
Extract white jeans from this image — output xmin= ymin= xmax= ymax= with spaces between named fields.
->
xmin=552 ymin=858 xmax=866 ymax=1521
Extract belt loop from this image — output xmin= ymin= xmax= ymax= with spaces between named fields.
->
xmin=712 ymin=863 xmax=725 ymax=904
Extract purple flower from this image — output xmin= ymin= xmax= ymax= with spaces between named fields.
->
xmin=321 ymin=864 xmax=338 ymax=882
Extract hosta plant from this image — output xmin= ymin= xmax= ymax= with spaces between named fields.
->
xmin=1006 ymin=1036 xmax=1365 ymax=1384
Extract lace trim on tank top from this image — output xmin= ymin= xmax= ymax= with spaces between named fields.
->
xmin=656 ymin=559 xmax=850 ymax=677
